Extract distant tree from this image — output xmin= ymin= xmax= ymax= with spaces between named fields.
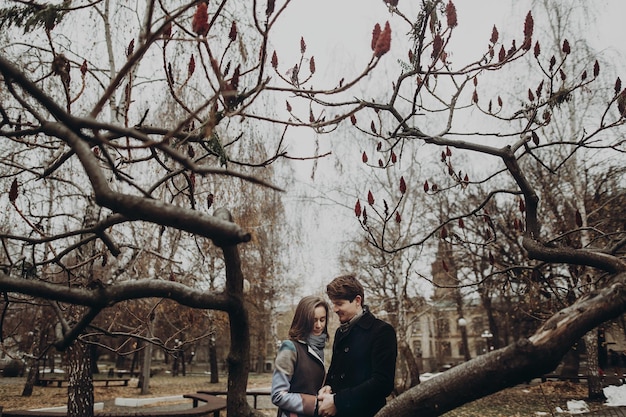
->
xmin=338 ymin=144 xmax=430 ymax=391
xmin=341 ymin=228 xmax=427 ymax=392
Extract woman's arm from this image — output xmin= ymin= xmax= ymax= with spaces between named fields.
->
xmin=271 ymin=340 xmax=318 ymax=415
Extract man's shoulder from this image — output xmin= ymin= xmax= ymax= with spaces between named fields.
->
xmin=374 ymin=317 xmax=396 ymax=334
xmin=359 ymin=311 xmax=395 ymax=332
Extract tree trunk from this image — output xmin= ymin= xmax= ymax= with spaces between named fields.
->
xmin=140 ymin=315 xmax=155 ymax=394
xmin=222 ymin=242 xmax=257 ymax=417
xmin=399 ymin=340 xmax=421 ymax=388
xmin=560 ymin=345 xmax=580 ymax=381
xmin=67 ymin=341 xmax=94 ymax=417
xmin=585 ymin=330 xmax=605 ymax=401
xmin=21 ymin=363 xmax=37 ymax=396
xmin=115 ymin=354 xmax=126 ymax=369
xmin=209 ymin=337 xmax=219 ymax=383
xmin=455 ymin=292 xmax=471 ymax=361
xmin=140 ymin=340 xmax=153 ymax=394
xmin=172 ymin=352 xmax=179 ymax=376
xmin=21 ymin=329 xmax=46 ymax=397
xmin=130 ymin=347 xmax=139 ymax=377
xmin=90 ymin=344 xmax=99 ymax=374
xmin=479 ymin=289 xmax=499 ymax=349
xmin=215 ymin=207 xmax=259 ymax=417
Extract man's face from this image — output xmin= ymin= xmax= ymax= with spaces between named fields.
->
xmin=331 ymin=295 xmax=362 ymax=323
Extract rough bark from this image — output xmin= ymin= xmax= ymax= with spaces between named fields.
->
xmin=21 ymin=364 xmax=36 ymax=397
xmin=215 ymin=208 xmax=262 ymax=417
xmin=585 ymin=331 xmax=605 ymax=401
xmin=399 ymin=340 xmax=421 ymax=388
xmin=67 ymin=341 xmax=94 ymax=417
xmin=141 ymin=339 xmax=153 ymax=394
xmin=209 ymin=338 xmax=219 ymax=384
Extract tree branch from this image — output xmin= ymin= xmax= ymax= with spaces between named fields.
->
xmin=0 ymin=272 xmax=231 ymax=311
xmin=378 ymin=273 xmax=626 ymax=417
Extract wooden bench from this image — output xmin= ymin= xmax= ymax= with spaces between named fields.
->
xmin=0 ymin=392 xmax=227 ymax=417
xmin=199 ymin=387 xmax=271 ymax=409
xmin=540 ymin=373 xmax=587 ymax=382
xmin=182 ymin=393 xmax=227 ymax=417
xmin=540 ymin=373 xmax=624 ymax=386
xmin=36 ymin=377 xmax=130 ymax=387
xmin=107 ymin=369 xmax=156 ymax=378
xmin=35 ymin=376 xmax=65 ymax=387
xmin=94 ymin=377 xmax=130 ymax=387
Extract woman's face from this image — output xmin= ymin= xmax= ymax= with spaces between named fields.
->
xmin=312 ymin=305 xmax=327 ymax=336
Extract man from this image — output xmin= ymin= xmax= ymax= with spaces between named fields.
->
xmin=317 ymin=274 xmax=397 ymax=417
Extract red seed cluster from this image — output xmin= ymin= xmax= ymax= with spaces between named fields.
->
xmin=192 ymin=3 xmax=209 ymax=36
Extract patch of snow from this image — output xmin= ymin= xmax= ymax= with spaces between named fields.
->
xmin=566 ymin=400 xmax=590 ymax=414
xmin=41 ymin=368 xmax=65 ymax=374
xmin=32 ymin=403 xmax=103 ymax=412
xmin=115 ymin=395 xmax=184 ymax=407
xmin=604 ymin=384 xmax=626 ymax=406
xmin=419 ymin=372 xmax=442 ymax=382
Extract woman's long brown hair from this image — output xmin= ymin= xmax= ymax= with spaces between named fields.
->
xmin=288 ymin=295 xmax=329 ymax=341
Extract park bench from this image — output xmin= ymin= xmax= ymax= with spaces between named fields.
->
xmin=198 ymin=387 xmax=271 ymax=409
xmin=95 ymin=377 xmax=130 ymax=387
xmin=36 ymin=376 xmax=130 ymax=387
xmin=540 ymin=373 xmax=588 ymax=383
xmin=540 ymin=372 xmax=624 ymax=386
xmin=0 ymin=392 xmax=226 ymax=417
xmin=107 ymin=368 xmax=157 ymax=378
xmin=181 ymin=393 xmax=227 ymax=417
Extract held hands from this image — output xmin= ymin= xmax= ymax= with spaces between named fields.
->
xmin=318 ymin=385 xmax=332 ymax=396
xmin=316 ymin=385 xmax=337 ymax=417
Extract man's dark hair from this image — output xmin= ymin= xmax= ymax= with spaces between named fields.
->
xmin=326 ymin=273 xmax=365 ymax=303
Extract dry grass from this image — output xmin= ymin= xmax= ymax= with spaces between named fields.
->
xmin=441 ymin=380 xmax=610 ymax=416
xmin=0 ymin=373 xmax=617 ymax=416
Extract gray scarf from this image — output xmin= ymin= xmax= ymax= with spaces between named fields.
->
xmin=307 ymin=333 xmax=326 ymax=362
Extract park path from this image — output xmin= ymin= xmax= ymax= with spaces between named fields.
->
xmin=585 ymin=408 xmax=626 ymax=417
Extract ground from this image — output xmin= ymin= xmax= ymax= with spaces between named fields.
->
xmin=441 ymin=380 xmax=610 ymax=416
xmin=0 ymin=373 xmax=271 ymax=412
xmin=0 ymin=373 xmax=617 ymax=416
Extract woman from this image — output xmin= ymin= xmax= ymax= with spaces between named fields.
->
xmin=271 ymin=295 xmax=329 ymax=417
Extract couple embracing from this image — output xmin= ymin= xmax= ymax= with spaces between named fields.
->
xmin=271 ymin=273 xmax=398 ymax=417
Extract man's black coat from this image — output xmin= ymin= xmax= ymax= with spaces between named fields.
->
xmin=326 ymin=309 xmax=397 ymax=417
